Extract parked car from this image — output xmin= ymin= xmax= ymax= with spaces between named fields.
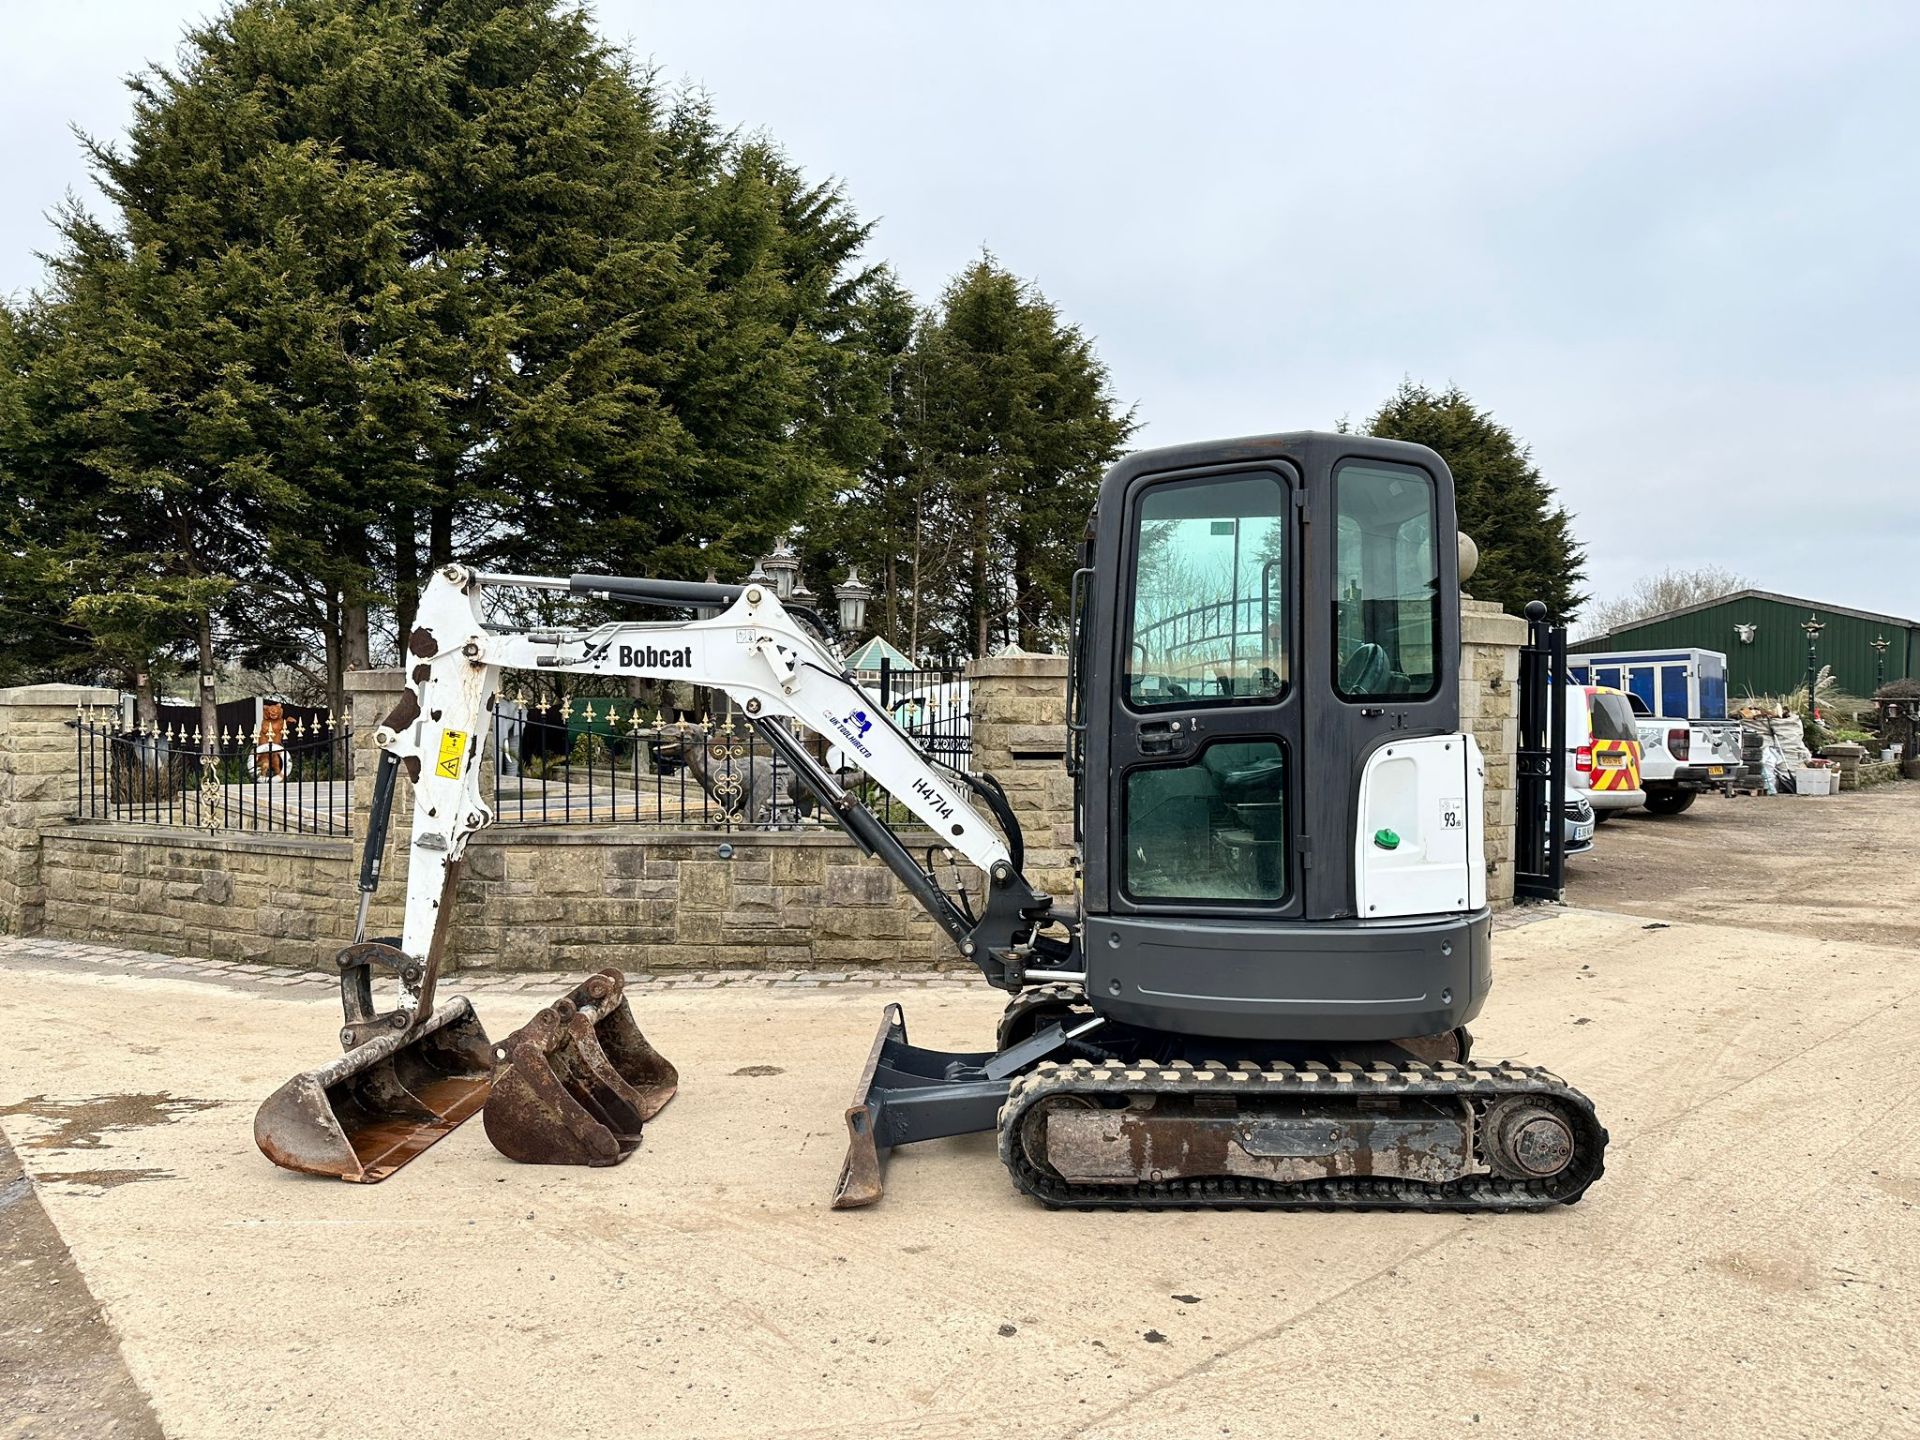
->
xmin=1624 ymin=692 xmax=1739 ymax=815
xmin=1560 ymin=791 xmax=1596 ymax=855
xmin=1568 ymin=684 xmax=1644 ymax=820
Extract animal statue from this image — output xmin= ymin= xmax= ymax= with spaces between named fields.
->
xmin=254 ymin=702 xmax=288 ymax=781
xmin=656 ymin=728 xmax=865 ymax=824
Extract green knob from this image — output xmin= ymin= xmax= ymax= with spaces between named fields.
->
xmin=1373 ymin=827 xmax=1401 ymax=850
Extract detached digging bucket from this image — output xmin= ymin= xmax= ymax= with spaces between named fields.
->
xmin=254 ymin=995 xmax=495 ymax=1183
xmin=483 ymin=968 xmax=678 ymax=1166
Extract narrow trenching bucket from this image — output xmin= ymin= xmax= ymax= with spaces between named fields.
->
xmin=483 ymin=968 xmax=678 ymax=1166
xmin=254 ymin=994 xmax=495 ymax=1183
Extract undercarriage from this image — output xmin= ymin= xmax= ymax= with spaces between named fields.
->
xmin=833 ymin=988 xmax=1607 ymax=1214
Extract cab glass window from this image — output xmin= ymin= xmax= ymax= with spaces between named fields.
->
xmin=1333 ymin=461 xmax=1439 ymax=699
xmin=1126 ymin=473 xmax=1288 ymax=709
xmin=1124 ymin=741 xmax=1287 ymax=902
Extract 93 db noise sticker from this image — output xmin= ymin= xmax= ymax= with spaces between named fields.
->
xmin=436 ymin=729 xmax=469 ymax=779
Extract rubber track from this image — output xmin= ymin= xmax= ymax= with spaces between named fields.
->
xmin=996 ymin=982 xmax=1091 ymax=1049
xmin=996 ymin=1057 xmax=1607 ymax=1213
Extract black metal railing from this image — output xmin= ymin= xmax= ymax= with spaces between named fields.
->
xmin=491 ymin=679 xmax=971 ymax=830
xmin=73 ymin=710 xmax=353 ymax=835
xmin=1515 ymin=603 xmax=1569 ymax=903
xmin=872 ymin=660 xmax=971 ymax=776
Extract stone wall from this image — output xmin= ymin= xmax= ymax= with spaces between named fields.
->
xmin=1842 ymin=759 xmax=1901 ymax=791
xmin=37 ymin=824 xmax=957 ymax=974
xmin=41 ymin=826 xmax=358 ymax=966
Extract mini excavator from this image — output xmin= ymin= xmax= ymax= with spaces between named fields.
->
xmin=256 ymin=431 xmax=1607 ymax=1211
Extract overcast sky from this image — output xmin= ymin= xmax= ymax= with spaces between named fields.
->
xmin=5 ymin=2 xmax=1917 ymax=623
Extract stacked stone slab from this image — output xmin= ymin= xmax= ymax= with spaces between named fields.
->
xmin=1459 ymin=598 xmax=1527 ymax=908
xmin=0 ymin=684 xmax=118 ymax=935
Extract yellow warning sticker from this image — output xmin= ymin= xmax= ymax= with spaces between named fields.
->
xmin=435 ymin=729 xmax=469 ymax=780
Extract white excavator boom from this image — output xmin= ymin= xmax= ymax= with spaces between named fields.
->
xmin=374 ymin=564 xmax=1015 ymax=1015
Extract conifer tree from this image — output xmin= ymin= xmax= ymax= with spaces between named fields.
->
xmin=12 ymin=0 xmax=879 ymax=706
xmin=908 ymin=258 xmax=1134 ymax=657
xmin=1364 ymin=381 xmax=1586 ymax=620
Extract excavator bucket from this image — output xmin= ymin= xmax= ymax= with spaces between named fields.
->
xmin=483 ymin=968 xmax=678 ymax=1166
xmin=254 ymin=994 xmax=495 ymax=1183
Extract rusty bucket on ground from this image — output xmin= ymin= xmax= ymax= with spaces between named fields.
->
xmin=483 ymin=968 xmax=677 ymax=1166
xmin=253 ymin=982 xmax=495 ymax=1183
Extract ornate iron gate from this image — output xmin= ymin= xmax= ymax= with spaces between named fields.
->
xmin=1515 ymin=601 xmax=1569 ymax=902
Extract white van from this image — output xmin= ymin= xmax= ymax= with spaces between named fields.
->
xmin=1567 ymin=684 xmax=1646 ymax=819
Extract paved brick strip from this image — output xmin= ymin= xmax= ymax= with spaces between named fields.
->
xmin=0 ymin=935 xmax=987 ymax=997
xmin=1 ymin=907 xmax=1549 ymax=999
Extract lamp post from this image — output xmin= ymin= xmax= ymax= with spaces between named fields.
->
xmin=1872 ymin=634 xmax=1890 ymax=692
xmin=760 ymin=537 xmax=800 ymax=602
xmin=1801 ymin=615 xmax=1826 ymax=719
xmin=834 ymin=565 xmax=872 ymax=640
xmin=693 ymin=569 xmax=725 ymax=622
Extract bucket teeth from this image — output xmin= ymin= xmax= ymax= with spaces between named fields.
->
xmin=482 ymin=968 xmax=678 ymax=1167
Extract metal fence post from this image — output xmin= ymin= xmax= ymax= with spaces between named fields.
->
xmin=1514 ymin=601 xmax=1567 ymax=903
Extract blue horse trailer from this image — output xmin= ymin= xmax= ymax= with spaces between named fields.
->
xmin=1567 ymin=646 xmax=1728 ymax=719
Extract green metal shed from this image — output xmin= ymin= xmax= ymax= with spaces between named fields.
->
xmin=1573 ymin=590 xmax=1920 ymax=701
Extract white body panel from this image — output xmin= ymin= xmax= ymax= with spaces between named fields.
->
xmin=1352 ymin=733 xmax=1486 ymax=919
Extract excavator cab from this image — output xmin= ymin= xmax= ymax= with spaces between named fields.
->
xmin=1072 ymin=433 xmax=1489 ymax=1046
xmin=839 ymin=432 xmax=1602 ymax=1209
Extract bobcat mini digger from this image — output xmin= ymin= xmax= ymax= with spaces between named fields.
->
xmin=256 ymin=430 xmax=1607 ymax=1211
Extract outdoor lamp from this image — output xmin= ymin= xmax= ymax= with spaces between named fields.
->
xmin=762 ymin=537 xmax=800 ymax=601
xmin=694 ymin=569 xmax=724 ymax=621
xmin=835 ymin=565 xmax=872 ymax=636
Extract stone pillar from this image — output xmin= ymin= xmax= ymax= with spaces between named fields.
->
xmin=0 ymin=683 xmax=120 ymax=935
xmin=966 ymin=654 xmax=1076 ymax=902
xmin=1459 ymin=599 xmax=1527 ymax=908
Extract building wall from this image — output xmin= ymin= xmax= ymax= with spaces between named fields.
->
xmin=1582 ymin=596 xmax=1918 ymax=700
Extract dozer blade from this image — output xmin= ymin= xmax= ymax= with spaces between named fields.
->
xmin=254 ymin=996 xmax=494 ymax=1183
xmin=831 ymin=1004 xmax=1008 ymax=1210
xmin=482 ymin=968 xmax=678 ymax=1166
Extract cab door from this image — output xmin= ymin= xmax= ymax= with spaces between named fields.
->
xmin=1105 ymin=464 xmax=1302 ymax=918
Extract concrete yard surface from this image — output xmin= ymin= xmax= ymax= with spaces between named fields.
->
xmin=1 ymin=901 xmax=1917 ymax=1439
xmin=1568 ymin=785 xmax=1920 ymax=949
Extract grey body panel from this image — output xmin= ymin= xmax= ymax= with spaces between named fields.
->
xmin=1084 ymin=910 xmax=1492 ymax=1042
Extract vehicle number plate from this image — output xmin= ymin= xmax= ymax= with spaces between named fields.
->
xmin=1574 ymin=822 xmax=1594 ymax=842
xmin=1707 ymin=765 xmax=1726 ymax=776
xmin=1596 ymin=752 xmax=1625 ymax=768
